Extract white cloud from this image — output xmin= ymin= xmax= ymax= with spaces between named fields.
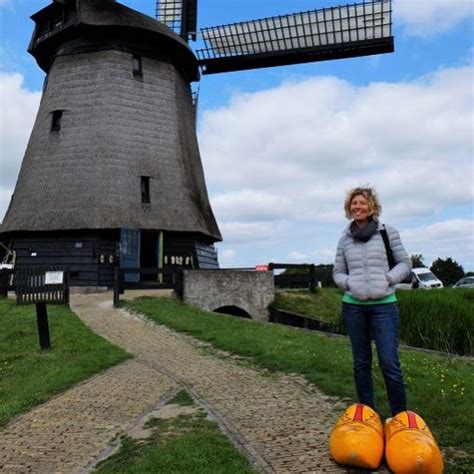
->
xmin=401 ymin=219 xmax=474 ymax=268
xmin=199 ymin=65 xmax=473 ymax=268
xmin=0 ymin=73 xmax=41 ymax=217
xmin=221 ymin=248 xmax=236 ymax=259
xmin=219 ymin=221 xmax=290 ymax=244
xmin=311 ymin=248 xmax=339 ymax=262
xmin=396 ymin=0 xmax=474 ymax=37
xmin=217 ymin=248 xmax=237 ymax=267
xmin=288 ymin=250 xmax=308 ymax=262
xmin=211 ymin=189 xmax=292 ymax=222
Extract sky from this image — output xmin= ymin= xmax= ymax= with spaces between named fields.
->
xmin=0 ymin=0 xmax=473 ymax=271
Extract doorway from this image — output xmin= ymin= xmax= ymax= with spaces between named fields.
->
xmin=140 ymin=231 xmax=158 ymax=281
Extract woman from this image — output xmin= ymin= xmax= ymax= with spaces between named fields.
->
xmin=333 ymin=186 xmax=411 ymax=416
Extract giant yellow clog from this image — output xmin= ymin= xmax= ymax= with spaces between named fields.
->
xmin=329 ymin=403 xmax=384 ymax=469
xmin=385 ymin=411 xmax=444 ymax=473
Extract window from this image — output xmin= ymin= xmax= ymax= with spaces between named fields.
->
xmin=43 ymin=75 xmax=49 ymax=93
xmin=141 ymin=176 xmax=151 ymax=203
xmin=51 ymin=110 xmax=63 ymax=131
xmin=122 ymin=230 xmax=139 ymax=256
xmin=132 ymin=55 xmax=143 ymax=77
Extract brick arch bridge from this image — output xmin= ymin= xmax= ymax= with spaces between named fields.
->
xmin=182 ymin=270 xmax=274 ymax=321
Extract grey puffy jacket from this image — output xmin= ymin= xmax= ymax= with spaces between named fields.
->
xmin=333 ymin=220 xmax=411 ymax=301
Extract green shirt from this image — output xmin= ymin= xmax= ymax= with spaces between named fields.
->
xmin=342 ymin=293 xmax=397 ymax=305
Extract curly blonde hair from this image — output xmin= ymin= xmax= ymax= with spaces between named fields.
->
xmin=344 ymin=186 xmax=382 ymax=220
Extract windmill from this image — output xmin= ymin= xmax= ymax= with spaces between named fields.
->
xmin=0 ymin=0 xmax=393 ymax=288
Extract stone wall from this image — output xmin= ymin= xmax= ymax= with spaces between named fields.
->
xmin=182 ymin=270 xmax=274 ymax=321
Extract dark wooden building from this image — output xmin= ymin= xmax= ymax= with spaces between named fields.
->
xmin=0 ymin=0 xmax=221 ymax=286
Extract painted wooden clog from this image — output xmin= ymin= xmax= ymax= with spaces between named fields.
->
xmin=330 ymin=403 xmax=384 ymax=469
xmin=385 ymin=411 xmax=444 ymax=473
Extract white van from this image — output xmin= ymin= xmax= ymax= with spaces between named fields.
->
xmin=411 ymin=268 xmax=443 ymax=289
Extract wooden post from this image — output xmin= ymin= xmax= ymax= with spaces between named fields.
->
xmin=113 ymin=265 xmax=120 ymax=307
xmin=36 ymin=302 xmax=51 ymax=350
xmin=175 ymin=268 xmax=184 ymax=300
xmin=0 ymin=269 xmax=10 ymax=297
xmin=309 ymin=264 xmax=316 ymax=293
xmin=64 ymin=271 xmax=70 ymax=306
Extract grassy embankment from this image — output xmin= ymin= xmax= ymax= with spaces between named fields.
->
xmin=272 ymin=288 xmax=474 ymax=355
xmin=127 ymin=296 xmax=474 ymax=473
xmin=0 ymin=298 xmax=130 ymax=426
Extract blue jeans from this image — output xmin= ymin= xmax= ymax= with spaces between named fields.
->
xmin=342 ymin=302 xmax=407 ymax=416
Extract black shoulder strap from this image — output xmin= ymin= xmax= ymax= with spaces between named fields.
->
xmin=380 ymin=225 xmax=396 ymax=269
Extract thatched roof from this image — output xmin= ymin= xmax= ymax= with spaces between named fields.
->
xmin=0 ymin=1 xmax=221 ymax=241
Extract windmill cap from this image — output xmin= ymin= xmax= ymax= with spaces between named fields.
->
xmin=29 ymin=0 xmax=199 ymax=81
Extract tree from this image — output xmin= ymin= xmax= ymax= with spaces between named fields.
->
xmin=314 ymin=264 xmax=336 ymax=288
xmin=430 ymin=258 xmax=464 ymax=286
xmin=411 ymin=254 xmax=425 ymax=268
xmin=281 ymin=264 xmax=336 ymax=288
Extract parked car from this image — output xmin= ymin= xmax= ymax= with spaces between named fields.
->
xmin=411 ymin=268 xmax=443 ymax=289
xmin=396 ymin=268 xmax=444 ymax=290
xmin=453 ymin=276 xmax=474 ymax=288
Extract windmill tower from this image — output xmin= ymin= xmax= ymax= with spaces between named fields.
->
xmin=0 ymin=0 xmax=393 ymax=287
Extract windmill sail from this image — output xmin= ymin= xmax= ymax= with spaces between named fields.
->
xmin=197 ymin=0 xmax=392 ymax=74
xmin=156 ymin=0 xmax=198 ymax=41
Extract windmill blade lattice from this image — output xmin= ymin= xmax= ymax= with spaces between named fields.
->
xmin=156 ymin=0 xmax=198 ymax=41
xmin=197 ymin=0 xmax=393 ymax=74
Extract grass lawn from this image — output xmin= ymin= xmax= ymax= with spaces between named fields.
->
xmin=95 ymin=389 xmax=256 ymax=474
xmin=0 ymin=297 xmax=130 ymax=427
xmin=127 ymin=296 xmax=474 ymax=474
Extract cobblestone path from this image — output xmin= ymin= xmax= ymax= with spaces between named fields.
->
xmin=0 ymin=292 xmax=371 ymax=473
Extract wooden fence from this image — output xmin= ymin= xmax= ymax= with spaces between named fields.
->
xmin=268 ymin=263 xmax=317 ymax=291
xmin=15 ymin=267 xmax=69 ymax=305
xmin=113 ymin=267 xmax=184 ymax=307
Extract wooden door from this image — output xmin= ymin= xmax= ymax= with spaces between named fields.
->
xmin=120 ymin=228 xmax=140 ymax=283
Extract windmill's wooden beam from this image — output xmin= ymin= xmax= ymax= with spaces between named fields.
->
xmin=198 ymin=37 xmax=393 ymax=75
